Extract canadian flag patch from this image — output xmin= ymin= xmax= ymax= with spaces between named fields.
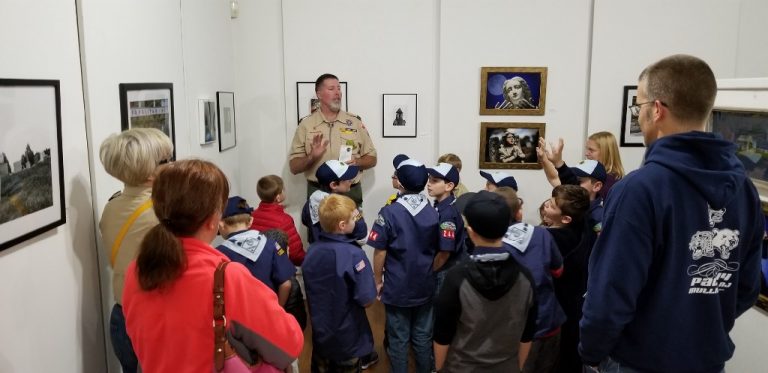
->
xmin=368 ymin=231 xmax=379 ymax=241
xmin=355 ymin=259 xmax=366 ymax=272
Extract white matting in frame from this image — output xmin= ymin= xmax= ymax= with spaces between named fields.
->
xmin=217 ymin=91 xmax=236 ymax=152
xmin=382 ymin=94 xmax=417 ymax=138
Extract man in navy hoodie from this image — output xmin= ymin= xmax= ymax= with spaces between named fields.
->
xmin=579 ymin=54 xmax=764 ymax=373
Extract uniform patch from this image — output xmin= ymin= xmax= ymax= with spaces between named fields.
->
xmin=368 ymin=231 xmax=379 ymax=241
xmin=441 ymin=229 xmax=455 ymax=239
xmin=375 ymin=214 xmax=386 ymax=227
xmin=346 ymin=119 xmax=353 ymax=126
xmin=440 ymin=222 xmax=456 ymax=231
xmin=354 ymin=259 xmax=366 ymax=273
xmin=275 ymin=242 xmax=286 ymax=256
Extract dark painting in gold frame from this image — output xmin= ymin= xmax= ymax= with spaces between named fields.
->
xmin=479 ymin=122 xmax=544 ymax=169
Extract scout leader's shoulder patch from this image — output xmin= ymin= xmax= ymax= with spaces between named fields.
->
xmin=274 ymin=241 xmax=286 ymax=256
xmin=375 ymin=214 xmax=386 ymax=227
xmin=354 ymin=259 xmax=367 ymax=273
xmin=440 ymin=221 xmax=456 ymax=239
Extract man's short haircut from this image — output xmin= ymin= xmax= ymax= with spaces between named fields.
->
xmin=99 ymin=128 xmax=174 ymax=186
xmin=552 ymin=185 xmax=590 ymax=224
xmin=315 ymin=73 xmax=339 ymax=92
xmin=257 ymin=175 xmax=284 ymax=202
xmin=493 ymin=186 xmax=521 ymax=224
xmin=318 ymin=194 xmax=357 ymax=233
xmin=437 ymin=153 xmax=463 ymax=171
xmin=638 ymin=54 xmax=716 ymax=125
xmin=222 ymin=213 xmax=252 ymax=227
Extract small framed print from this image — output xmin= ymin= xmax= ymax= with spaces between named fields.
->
xmin=119 ymin=83 xmax=175 ymax=156
xmin=296 ymin=81 xmax=347 ymax=124
xmin=216 ymin=91 xmax=236 ymax=152
xmin=198 ymin=99 xmax=217 ymax=145
xmin=382 ymin=94 xmax=417 ymax=138
xmin=479 ymin=122 xmax=545 ymax=169
xmin=0 ymin=79 xmax=66 ymax=252
xmin=480 ymin=67 xmax=547 ymax=115
xmin=620 ymin=85 xmax=644 ymax=147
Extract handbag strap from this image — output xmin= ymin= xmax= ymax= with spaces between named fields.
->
xmin=110 ymin=199 xmax=153 ymax=267
xmin=213 ymin=260 xmax=230 ymax=371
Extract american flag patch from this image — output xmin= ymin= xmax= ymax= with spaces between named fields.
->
xmin=355 ymin=259 xmax=366 ymax=272
xmin=368 ymin=231 xmax=379 ymax=241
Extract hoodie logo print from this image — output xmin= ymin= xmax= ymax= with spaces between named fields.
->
xmin=686 ymin=205 xmax=740 ymax=294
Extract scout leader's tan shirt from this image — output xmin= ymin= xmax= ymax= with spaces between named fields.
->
xmin=289 ymin=110 xmax=377 ymax=183
xmin=99 ymin=185 xmax=158 ymax=303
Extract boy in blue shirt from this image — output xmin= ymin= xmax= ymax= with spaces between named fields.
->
xmin=303 ymin=194 xmax=377 ymax=373
xmin=216 ymin=196 xmax=296 ymax=306
xmin=369 ymin=154 xmax=439 ymax=373
xmin=302 ymin=160 xmax=367 ymax=245
xmin=495 ymin=187 xmax=565 ymax=373
xmin=426 ymin=162 xmax=465 ymax=292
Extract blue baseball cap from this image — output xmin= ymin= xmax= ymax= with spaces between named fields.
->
xmin=426 ymin=162 xmax=460 ymax=185
xmin=570 ymin=160 xmax=607 ymax=183
xmin=479 ymin=170 xmax=518 ymax=191
xmin=393 ymin=154 xmax=428 ymax=192
xmin=223 ymin=196 xmax=254 ymax=218
xmin=315 ymin=160 xmax=359 ymax=186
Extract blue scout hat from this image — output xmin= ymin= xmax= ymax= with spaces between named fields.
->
xmin=426 ymin=162 xmax=460 ymax=185
xmin=223 ymin=196 xmax=254 ymax=219
xmin=479 ymin=170 xmax=518 ymax=191
xmin=393 ymin=154 xmax=428 ymax=192
xmin=463 ymin=191 xmax=510 ymax=239
xmin=315 ymin=160 xmax=359 ymax=187
xmin=570 ymin=159 xmax=607 ymax=183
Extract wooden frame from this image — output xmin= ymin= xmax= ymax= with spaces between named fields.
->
xmin=382 ymin=94 xmax=417 ymax=138
xmin=480 ymin=67 xmax=547 ymax=115
xmin=620 ymin=85 xmax=644 ymax=147
xmin=119 ymin=82 xmax=176 ymax=158
xmin=0 ymin=79 xmax=66 ymax=252
xmin=479 ymin=122 xmax=545 ymax=169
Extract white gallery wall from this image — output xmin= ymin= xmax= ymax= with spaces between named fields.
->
xmin=0 ymin=1 xmax=104 ymax=372
xmin=1 ymin=1 xmax=768 ymax=372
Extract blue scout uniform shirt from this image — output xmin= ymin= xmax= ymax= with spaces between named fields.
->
xmin=301 ymin=190 xmax=368 ymax=244
xmin=216 ymin=229 xmax=296 ymax=292
xmin=303 ymin=231 xmax=376 ymax=361
xmin=502 ymin=222 xmax=566 ymax=338
xmin=434 ymin=194 xmax=465 ymax=271
xmin=588 ymin=197 xmax=604 ymax=234
xmin=367 ymin=192 xmax=439 ymax=307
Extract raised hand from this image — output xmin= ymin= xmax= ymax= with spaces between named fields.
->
xmin=309 ymin=133 xmax=329 ymax=159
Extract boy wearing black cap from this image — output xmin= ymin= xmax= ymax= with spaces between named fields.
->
xmin=426 ymin=163 xmax=466 ymax=291
xmin=216 ymin=196 xmax=296 ymax=306
xmin=433 ymin=191 xmax=537 ymax=372
xmin=368 ymin=154 xmax=439 ymax=373
xmin=301 ymin=160 xmax=368 ymax=245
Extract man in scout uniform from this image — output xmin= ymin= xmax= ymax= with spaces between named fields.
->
xmin=288 ymin=73 xmax=377 ymax=206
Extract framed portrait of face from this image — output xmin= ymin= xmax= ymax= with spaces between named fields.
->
xmin=480 ymin=67 xmax=547 ymax=116
xmin=479 ymin=122 xmax=545 ymax=169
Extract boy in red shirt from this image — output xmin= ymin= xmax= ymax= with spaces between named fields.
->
xmin=251 ymin=175 xmax=305 ymax=266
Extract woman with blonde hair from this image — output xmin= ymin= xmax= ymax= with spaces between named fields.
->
xmin=99 ymin=127 xmax=173 ymax=373
xmin=122 ymin=159 xmax=303 ymax=372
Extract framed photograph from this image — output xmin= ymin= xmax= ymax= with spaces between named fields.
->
xmin=480 ymin=67 xmax=547 ymax=116
xmin=198 ymin=99 xmax=217 ymax=145
xmin=296 ymin=81 xmax=348 ymax=124
xmin=119 ymin=83 xmax=175 ymax=156
xmin=217 ymin=91 xmax=236 ymax=152
xmin=620 ymin=85 xmax=644 ymax=147
xmin=0 ymin=79 xmax=66 ymax=252
xmin=382 ymin=94 xmax=417 ymax=138
xmin=479 ymin=122 xmax=545 ymax=169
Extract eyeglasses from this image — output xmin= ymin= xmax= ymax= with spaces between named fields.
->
xmin=628 ymin=100 xmax=668 ymax=116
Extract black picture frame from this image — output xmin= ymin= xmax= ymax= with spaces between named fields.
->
xmin=382 ymin=94 xmax=417 ymax=138
xmin=119 ymin=82 xmax=176 ymax=158
xmin=216 ymin=91 xmax=237 ymax=152
xmin=0 ymin=79 xmax=66 ymax=252
xmin=620 ymin=85 xmax=644 ymax=147
xmin=296 ymin=81 xmax=348 ymax=125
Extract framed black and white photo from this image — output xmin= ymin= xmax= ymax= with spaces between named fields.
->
xmin=479 ymin=122 xmax=544 ymax=169
xmin=119 ymin=83 xmax=175 ymax=155
xmin=217 ymin=91 xmax=236 ymax=152
xmin=0 ymin=79 xmax=66 ymax=252
xmin=296 ymin=81 xmax=347 ymax=124
xmin=198 ymin=99 xmax=217 ymax=145
xmin=480 ymin=67 xmax=547 ymax=116
xmin=382 ymin=94 xmax=417 ymax=138
xmin=620 ymin=85 xmax=644 ymax=147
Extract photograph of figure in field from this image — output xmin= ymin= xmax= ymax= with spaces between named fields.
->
xmin=0 ymin=143 xmax=54 ymax=225
xmin=479 ymin=122 xmax=544 ymax=169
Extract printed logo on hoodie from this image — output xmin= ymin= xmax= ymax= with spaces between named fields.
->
xmin=686 ymin=206 xmax=740 ymax=294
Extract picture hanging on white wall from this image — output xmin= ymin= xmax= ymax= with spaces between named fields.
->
xmin=198 ymin=99 xmax=217 ymax=145
xmin=382 ymin=94 xmax=417 ymax=138
xmin=480 ymin=67 xmax=547 ymax=116
xmin=296 ymin=81 xmax=348 ymax=125
xmin=620 ymin=85 xmax=644 ymax=147
xmin=217 ymin=91 xmax=237 ymax=152
xmin=0 ymin=79 xmax=66 ymax=252
xmin=119 ymin=83 xmax=176 ymax=157
xmin=479 ymin=122 xmax=544 ymax=169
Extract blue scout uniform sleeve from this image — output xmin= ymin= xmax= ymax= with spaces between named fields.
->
xmin=348 ymin=249 xmax=377 ymax=307
xmin=352 ymin=212 xmax=368 ymax=242
xmin=269 ymin=239 xmax=297 ymax=287
xmin=438 ymin=217 xmax=459 ymax=252
xmin=301 ymin=201 xmax=311 ymax=229
xmin=367 ymin=209 xmax=391 ymax=250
